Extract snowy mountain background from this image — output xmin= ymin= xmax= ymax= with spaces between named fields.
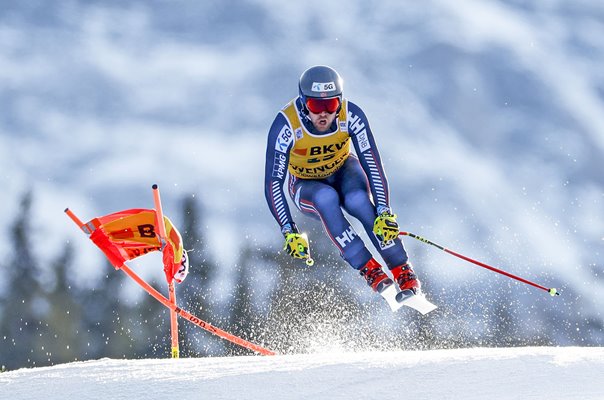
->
xmin=2 ymin=347 xmax=603 ymax=400
xmin=1 ymin=0 xmax=603 ymax=359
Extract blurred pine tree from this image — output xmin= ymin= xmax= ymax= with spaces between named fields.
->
xmin=0 ymin=190 xmax=47 ymax=369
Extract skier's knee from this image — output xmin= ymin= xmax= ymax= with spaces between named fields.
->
xmin=343 ymin=190 xmax=370 ymax=212
xmin=312 ymin=187 xmax=340 ymax=212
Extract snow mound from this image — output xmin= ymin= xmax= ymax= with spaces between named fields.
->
xmin=1 ymin=347 xmax=602 ymax=400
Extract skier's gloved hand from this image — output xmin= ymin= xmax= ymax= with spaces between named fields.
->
xmin=373 ymin=210 xmax=399 ymax=243
xmin=174 ymin=249 xmax=189 ymax=283
xmin=283 ymin=232 xmax=314 ymax=266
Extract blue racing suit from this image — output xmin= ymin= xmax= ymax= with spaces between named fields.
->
xmin=264 ymin=97 xmax=408 ymax=270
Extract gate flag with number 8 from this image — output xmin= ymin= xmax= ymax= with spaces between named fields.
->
xmin=83 ymin=208 xmax=184 ymax=283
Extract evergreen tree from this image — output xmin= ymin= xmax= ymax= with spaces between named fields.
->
xmin=176 ymin=194 xmax=223 ymax=356
xmin=37 ymin=242 xmax=83 ymax=366
xmin=125 ymin=276 xmax=170 ymax=359
xmin=226 ymin=244 xmax=265 ymax=356
xmin=74 ymin=263 xmax=134 ymax=360
xmin=0 ymin=191 xmax=46 ymax=369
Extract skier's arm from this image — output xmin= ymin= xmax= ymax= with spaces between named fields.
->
xmin=347 ymin=101 xmax=392 ymax=215
xmin=264 ymin=113 xmax=298 ymax=235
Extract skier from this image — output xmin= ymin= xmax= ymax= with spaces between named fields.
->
xmin=264 ymin=65 xmax=422 ymax=301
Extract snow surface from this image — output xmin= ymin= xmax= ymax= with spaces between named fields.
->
xmin=1 ymin=347 xmax=602 ymax=400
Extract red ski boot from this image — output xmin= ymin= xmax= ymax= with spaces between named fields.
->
xmin=359 ymin=258 xmax=393 ymax=293
xmin=391 ymin=263 xmax=421 ymax=295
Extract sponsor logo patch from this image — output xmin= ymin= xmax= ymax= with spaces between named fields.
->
xmin=289 ymin=153 xmax=347 ymax=179
xmin=272 ymin=152 xmax=287 ymax=179
xmin=348 ymin=111 xmax=371 ymax=152
xmin=348 ymin=112 xmax=365 ymax=134
xmin=336 ymin=226 xmax=358 ymax=248
xmin=375 ymin=234 xmax=396 ymax=250
xmin=311 ymin=81 xmax=336 ymax=92
xmin=308 ymin=140 xmax=348 ymax=156
xmin=357 ymin=130 xmax=371 ymax=152
xmin=275 ymin=125 xmax=294 ymax=153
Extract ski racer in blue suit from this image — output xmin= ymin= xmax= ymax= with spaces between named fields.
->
xmin=264 ymin=65 xmax=421 ymax=296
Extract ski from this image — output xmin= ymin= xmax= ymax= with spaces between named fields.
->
xmin=379 ymin=284 xmax=437 ymax=315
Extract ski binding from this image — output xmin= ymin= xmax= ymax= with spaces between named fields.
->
xmin=379 ymin=284 xmax=437 ymax=315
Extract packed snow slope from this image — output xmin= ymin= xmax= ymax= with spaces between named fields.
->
xmin=1 ymin=0 xmax=603 ymax=349
xmin=1 ymin=347 xmax=602 ymax=400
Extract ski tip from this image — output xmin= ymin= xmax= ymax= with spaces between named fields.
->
xmin=152 ymin=184 xmax=158 ymax=190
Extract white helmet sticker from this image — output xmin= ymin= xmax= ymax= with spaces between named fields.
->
xmin=311 ymin=81 xmax=336 ymax=92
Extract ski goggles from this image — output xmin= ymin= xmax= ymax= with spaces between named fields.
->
xmin=305 ymin=97 xmax=340 ymax=114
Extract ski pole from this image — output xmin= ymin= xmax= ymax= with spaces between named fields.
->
xmin=152 ymin=184 xmax=180 ymax=359
xmin=399 ymin=231 xmax=560 ymax=296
